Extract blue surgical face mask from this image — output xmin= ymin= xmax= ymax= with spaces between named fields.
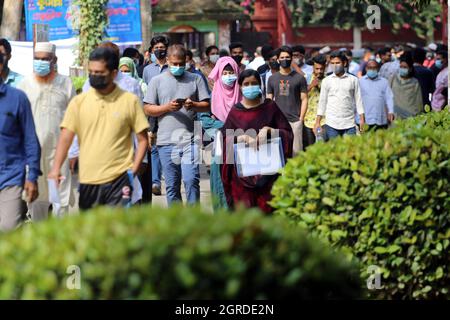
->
xmin=366 ymin=70 xmax=378 ymax=79
xmin=150 ymin=53 xmax=157 ymax=63
xmin=33 ymin=59 xmax=51 ymax=76
xmin=375 ymin=57 xmax=382 ymax=64
xmin=169 ymin=65 xmax=185 ymax=77
xmin=221 ymin=74 xmax=237 ymax=87
xmin=399 ymin=67 xmax=410 ymax=77
xmin=435 ymin=59 xmax=443 ymax=69
xmin=242 ymin=85 xmax=262 ymax=100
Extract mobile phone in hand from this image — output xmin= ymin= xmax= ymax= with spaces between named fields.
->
xmin=176 ymin=98 xmax=187 ymax=106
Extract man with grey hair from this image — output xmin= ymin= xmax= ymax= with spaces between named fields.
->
xmin=143 ymin=44 xmax=210 ymax=206
xmin=18 ymin=42 xmax=75 ymax=221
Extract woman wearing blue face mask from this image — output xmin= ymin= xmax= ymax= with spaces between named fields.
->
xmin=198 ymin=57 xmax=241 ymax=212
xmin=389 ymin=52 xmax=423 ymax=119
xmin=220 ymin=69 xmax=293 ymax=213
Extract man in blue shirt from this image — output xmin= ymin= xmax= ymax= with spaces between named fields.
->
xmin=0 ymin=38 xmax=23 ymax=88
xmin=358 ymin=59 xmax=394 ymax=131
xmin=0 ymin=53 xmax=41 ymax=231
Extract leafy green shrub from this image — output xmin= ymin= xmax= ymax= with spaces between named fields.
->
xmin=271 ymin=111 xmax=450 ymax=299
xmin=71 ymin=76 xmax=87 ymax=94
xmin=0 ymin=206 xmax=362 ymax=299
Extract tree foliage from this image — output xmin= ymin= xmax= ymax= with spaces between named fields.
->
xmin=74 ymin=0 xmax=108 ymax=67
xmin=286 ymin=0 xmax=442 ymax=40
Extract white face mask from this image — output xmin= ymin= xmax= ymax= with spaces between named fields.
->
xmin=209 ymin=54 xmax=219 ymax=64
xmin=185 ymin=62 xmax=192 ymax=70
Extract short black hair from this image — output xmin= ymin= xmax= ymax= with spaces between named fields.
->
xmin=436 ymin=50 xmax=448 ymax=60
xmin=292 ymin=45 xmax=305 ymax=55
xmin=0 ymin=38 xmax=11 ymax=55
xmin=238 ymin=69 xmax=262 ymax=87
xmin=412 ymin=48 xmax=427 ymax=64
xmin=329 ymin=50 xmax=348 ymax=64
xmin=378 ymin=47 xmax=392 ymax=56
xmin=89 ymin=47 xmax=119 ymax=71
xmin=122 ymin=47 xmax=139 ymax=59
xmin=278 ymin=46 xmax=293 ymax=58
xmin=219 ymin=49 xmax=229 ymax=57
xmin=261 ymin=45 xmax=274 ymax=61
xmin=229 ymin=42 xmax=243 ymax=51
xmin=344 ymin=49 xmax=353 ymax=57
xmin=205 ymin=45 xmax=219 ymax=56
xmin=150 ymin=35 xmax=169 ymax=50
xmin=186 ymin=49 xmax=194 ymax=60
xmin=312 ymin=54 xmax=327 ymax=66
xmin=269 ymin=49 xmax=280 ymax=59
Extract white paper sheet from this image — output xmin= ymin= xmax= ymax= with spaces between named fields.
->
xmin=213 ymin=130 xmax=223 ymax=158
xmin=47 ymin=179 xmax=61 ymax=215
xmin=234 ymin=137 xmax=285 ymax=177
xmin=131 ymin=176 xmax=143 ymax=205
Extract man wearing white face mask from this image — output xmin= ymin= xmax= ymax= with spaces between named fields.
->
xmin=18 ymin=42 xmax=75 ymax=221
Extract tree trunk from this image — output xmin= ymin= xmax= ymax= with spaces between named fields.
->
xmin=0 ymin=0 xmax=23 ymax=40
xmin=140 ymin=0 xmax=152 ymax=50
xmin=353 ymin=26 xmax=362 ymax=50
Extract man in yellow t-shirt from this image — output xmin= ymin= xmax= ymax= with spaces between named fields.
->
xmin=48 ymin=47 xmax=149 ymax=210
xmin=303 ymin=54 xmax=327 ymax=149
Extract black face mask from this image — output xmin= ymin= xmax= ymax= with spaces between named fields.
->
xmin=280 ymin=59 xmax=292 ymax=68
xmin=154 ymin=49 xmax=167 ymax=60
xmin=89 ymin=74 xmax=109 ymax=90
xmin=269 ymin=61 xmax=280 ymax=70
xmin=232 ymin=55 xmax=243 ymax=66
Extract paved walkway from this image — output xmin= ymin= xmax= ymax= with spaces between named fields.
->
xmin=151 ymin=164 xmax=213 ymax=212
xmin=69 ymin=164 xmax=213 ymax=213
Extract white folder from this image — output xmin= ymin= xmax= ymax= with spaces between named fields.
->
xmin=234 ymin=137 xmax=285 ymax=177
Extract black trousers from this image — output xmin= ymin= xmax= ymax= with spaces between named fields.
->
xmin=79 ymin=172 xmax=133 ymax=211
xmin=302 ymin=126 xmax=316 ymax=150
xmin=368 ymin=124 xmax=388 ymax=131
xmin=137 ymin=152 xmax=152 ymax=204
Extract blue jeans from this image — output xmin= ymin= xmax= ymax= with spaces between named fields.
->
xmin=324 ymin=125 xmax=357 ymax=140
xmin=151 ymin=146 xmax=162 ymax=187
xmin=158 ymin=144 xmax=200 ymax=205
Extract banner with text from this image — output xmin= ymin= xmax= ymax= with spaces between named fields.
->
xmin=24 ymin=0 xmax=142 ymax=43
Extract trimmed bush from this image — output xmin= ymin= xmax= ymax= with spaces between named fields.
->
xmin=0 ymin=206 xmax=362 ymax=299
xmin=271 ymin=111 xmax=450 ymax=299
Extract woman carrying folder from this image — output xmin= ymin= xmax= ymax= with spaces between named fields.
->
xmin=221 ymin=70 xmax=293 ymax=213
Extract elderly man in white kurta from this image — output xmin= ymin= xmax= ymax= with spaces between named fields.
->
xmin=18 ymin=42 xmax=75 ymax=220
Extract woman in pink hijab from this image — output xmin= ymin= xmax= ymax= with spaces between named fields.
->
xmin=208 ymin=56 xmax=242 ymax=122
xmin=199 ymin=56 xmax=241 ymax=212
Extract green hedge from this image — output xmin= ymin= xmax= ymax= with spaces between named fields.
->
xmin=271 ymin=111 xmax=450 ymax=299
xmin=0 ymin=206 xmax=362 ymax=299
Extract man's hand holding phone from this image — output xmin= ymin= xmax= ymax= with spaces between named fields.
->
xmin=167 ymin=99 xmax=184 ymax=112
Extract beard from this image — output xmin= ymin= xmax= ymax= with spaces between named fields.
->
xmin=34 ymin=70 xmax=56 ymax=84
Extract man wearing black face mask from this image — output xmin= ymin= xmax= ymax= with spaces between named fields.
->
xmin=229 ymin=42 xmax=245 ymax=72
xmin=267 ymin=46 xmax=308 ymax=155
xmin=260 ymin=49 xmax=279 ymax=96
xmin=142 ymin=35 xmax=170 ymax=197
xmin=48 ymin=47 xmax=149 ymax=211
